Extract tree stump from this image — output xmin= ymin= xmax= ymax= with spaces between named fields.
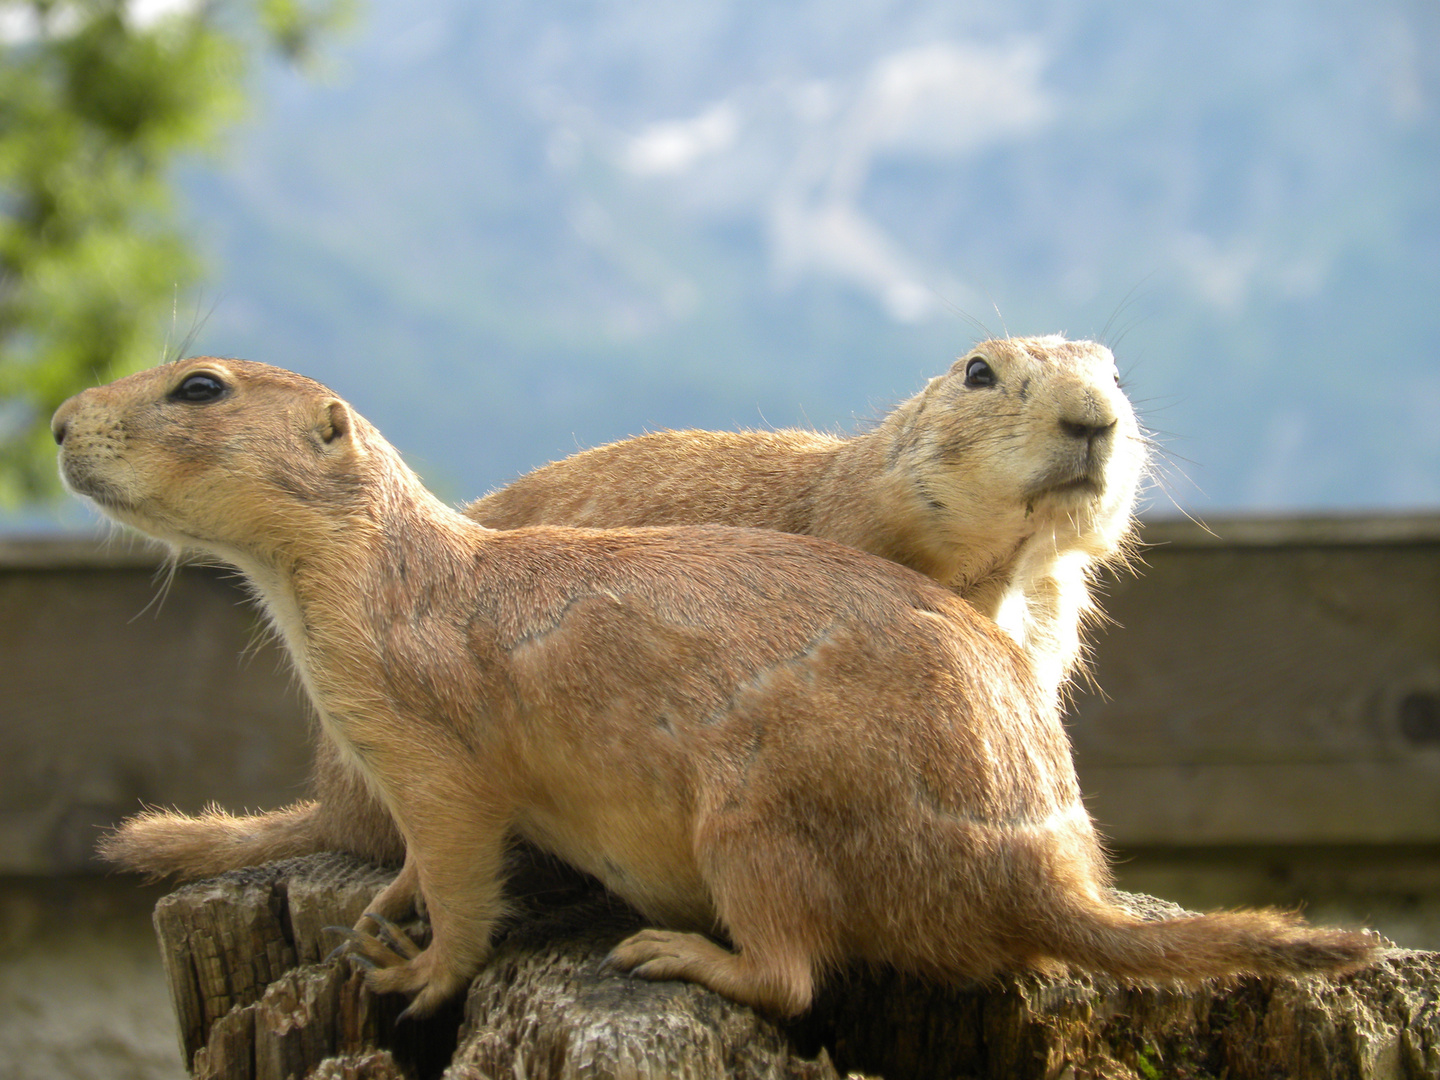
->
xmin=151 ymin=853 xmax=1439 ymax=1080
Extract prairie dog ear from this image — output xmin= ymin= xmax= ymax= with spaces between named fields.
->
xmin=314 ymin=398 xmax=360 ymax=452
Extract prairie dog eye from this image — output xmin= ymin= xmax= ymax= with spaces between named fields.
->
xmin=170 ymin=373 xmax=229 ymax=403
xmin=963 ymin=357 xmax=996 ymax=388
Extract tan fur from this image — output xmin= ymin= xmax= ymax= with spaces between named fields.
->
xmin=56 ymin=359 xmax=1374 ymax=1017
xmin=99 ymin=336 xmax=1148 ymax=878
xmin=471 ymin=335 xmax=1146 ymax=700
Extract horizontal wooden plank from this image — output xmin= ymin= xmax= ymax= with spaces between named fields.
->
xmin=1069 ymin=541 xmax=1440 ymax=765
xmin=0 ymin=532 xmax=168 ymax=569
xmin=1139 ymin=512 xmax=1440 ymax=548
xmin=1066 ymin=525 xmax=1440 ymax=844
xmin=1081 ymin=761 xmax=1440 ymax=844
xmin=4 ymin=517 xmax=1440 ymax=867
xmin=0 ymin=561 xmax=310 ymax=873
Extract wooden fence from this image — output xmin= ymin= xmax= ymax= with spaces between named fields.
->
xmin=4 ymin=517 xmax=1438 ymax=875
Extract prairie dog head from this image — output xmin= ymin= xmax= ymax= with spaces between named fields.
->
xmin=888 ymin=335 xmax=1145 ymax=563
xmin=51 ymin=358 xmax=380 ymax=563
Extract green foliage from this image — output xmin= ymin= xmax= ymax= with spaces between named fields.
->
xmin=0 ymin=0 xmax=349 ymax=505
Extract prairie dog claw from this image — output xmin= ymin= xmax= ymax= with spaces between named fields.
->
xmin=325 ymin=914 xmax=423 ymax=969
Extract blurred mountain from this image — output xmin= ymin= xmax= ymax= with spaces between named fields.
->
xmin=172 ymin=0 xmax=1439 ymax=512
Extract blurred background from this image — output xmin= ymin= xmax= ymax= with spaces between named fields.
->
xmin=1 ymin=2 xmax=1437 ymax=1077
xmin=3 ymin=0 xmax=1439 ymax=521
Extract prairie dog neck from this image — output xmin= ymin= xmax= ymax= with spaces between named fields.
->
xmin=223 ymin=444 xmax=463 ymax=658
xmin=50 ymin=356 xmax=474 ymax=798
xmin=815 ymin=422 xmax=1030 ymax=604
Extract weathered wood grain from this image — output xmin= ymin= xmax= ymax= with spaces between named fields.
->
xmin=152 ymin=855 xmax=1440 ymax=1080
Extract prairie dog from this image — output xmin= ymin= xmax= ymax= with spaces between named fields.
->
xmin=470 ymin=335 xmax=1145 ymax=700
xmin=101 ymin=336 xmax=1146 ymax=881
xmin=56 ymin=359 xmax=1373 ymax=1017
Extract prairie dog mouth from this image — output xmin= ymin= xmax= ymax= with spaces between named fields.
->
xmin=1041 ymin=475 xmax=1102 ymax=495
xmin=1026 ymin=472 xmax=1104 ymax=503
xmin=59 ymin=454 xmax=134 ymax=513
xmin=1027 ymin=439 xmax=1114 ymax=503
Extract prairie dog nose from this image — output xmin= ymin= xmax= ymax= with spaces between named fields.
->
xmin=51 ymin=397 xmax=81 ymax=445
xmin=1059 ymin=416 xmax=1118 ymax=443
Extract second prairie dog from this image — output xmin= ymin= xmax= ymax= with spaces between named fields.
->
xmin=471 ymin=334 xmax=1147 ymax=700
xmin=60 ymin=358 xmax=1374 ymax=1018
xmin=100 ymin=335 xmax=1145 ymax=879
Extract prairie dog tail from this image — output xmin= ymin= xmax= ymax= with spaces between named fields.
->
xmin=1042 ymin=894 xmax=1380 ymax=983
xmin=98 ymin=802 xmax=331 ymax=881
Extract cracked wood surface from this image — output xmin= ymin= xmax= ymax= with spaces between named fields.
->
xmin=151 ymin=854 xmax=1440 ymax=1080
